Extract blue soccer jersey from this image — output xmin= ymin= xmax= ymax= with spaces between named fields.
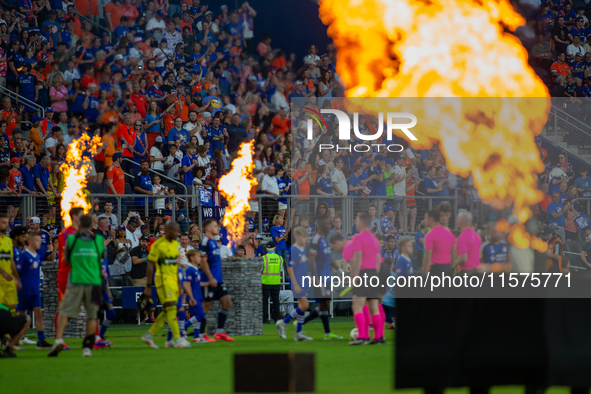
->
xmin=16 ymin=249 xmax=41 ymax=295
xmin=39 ymin=229 xmax=51 ymax=260
xmin=309 ymin=234 xmax=331 ymax=277
xmin=481 ymin=241 xmax=509 ymax=264
xmin=395 ymin=254 xmax=413 ymax=276
xmin=184 ymin=265 xmax=203 ymax=301
xmin=289 ymin=244 xmax=308 ymax=290
xmin=199 ymin=236 xmax=223 ymax=283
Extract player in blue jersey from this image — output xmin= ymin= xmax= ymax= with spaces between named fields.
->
xmin=302 ymin=215 xmax=343 ymax=340
xmin=164 ymin=265 xmax=189 ymax=348
xmin=382 ymin=235 xmax=399 ymax=265
xmin=276 ymin=226 xmax=312 ymax=341
xmin=183 ymin=249 xmax=208 ymax=343
xmin=96 ymin=257 xmax=114 ymax=348
xmin=15 ymin=230 xmax=52 ymax=348
xmin=480 ymin=227 xmax=510 ymax=272
xmin=200 ymin=219 xmax=234 ymax=342
xmin=29 ymin=217 xmax=52 ymax=259
xmin=395 ymin=239 xmax=414 ymax=277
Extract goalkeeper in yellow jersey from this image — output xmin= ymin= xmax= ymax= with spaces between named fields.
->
xmin=141 ymin=222 xmax=191 ymax=349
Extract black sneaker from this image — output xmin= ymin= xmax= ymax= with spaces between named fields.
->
xmin=4 ymin=347 xmax=16 ymax=358
xmin=37 ymin=340 xmax=52 ymax=350
xmin=348 ymin=338 xmax=368 ymax=346
xmin=47 ymin=341 xmax=64 ymax=357
xmin=369 ymin=337 xmax=386 ymax=345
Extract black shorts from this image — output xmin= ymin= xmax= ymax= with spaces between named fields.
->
xmin=7 ymin=197 xmax=21 ymax=208
xmin=95 ymin=160 xmax=105 ymax=174
xmin=36 ymin=196 xmax=50 ymax=214
xmin=203 ymin=282 xmax=228 ymax=301
xmin=352 ymin=269 xmax=382 ymax=299
xmin=0 ymin=309 xmax=27 ymax=337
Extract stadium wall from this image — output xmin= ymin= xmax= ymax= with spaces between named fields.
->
xmin=42 ymin=260 xmax=88 ymax=338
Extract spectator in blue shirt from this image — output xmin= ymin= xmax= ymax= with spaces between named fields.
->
xmin=547 ymin=191 xmax=566 ymax=241
xmin=133 ymin=160 xmax=153 ymax=209
xmin=226 ymin=113 xmax=247 ymax=154
xmin=20 ymin=155 xmax=36 ymax=195
xmin=206 ymin=116 xmax=228 ymax=155
xmin=574 ymin=165 xmax=591 ymax=198
xmin=41 ymin=10 xmax=61 ymax=47
xmin=348 ymin=165 xmax=365 ymax=203
xmin=424 ymin=166 xmax=445 ymax=206
xmin=33 ymin=156 xmax=58 ymax=226
xmin=181 ymin=143 xmax=199 ymax=187
xmin=168 ymin=117 xmax=190 ymax=151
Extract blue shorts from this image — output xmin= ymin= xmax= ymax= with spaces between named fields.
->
xmin=189 ymin=300 xmax=205 ymax=320
xmin=16 ymin=293 xmax=41 ymax=311
xmin=203 ymin=282 xmax=228 ymax=301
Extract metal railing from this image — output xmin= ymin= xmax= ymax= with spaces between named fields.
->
xmin=0 ymin=85 xmax=44 ymax=118
xmin=546 ymin=100 xmax=591 ymax=155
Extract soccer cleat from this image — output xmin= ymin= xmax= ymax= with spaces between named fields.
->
xmin=36 ymin=340 xmax=52 ymax=350
xmin=11 ymin=345 xmax=24 ymax=351
xmin=294 ymin=332 xmax=313 ymax=341
xmin=214 ymin=333 xmax=234 ymax=341
xmin=200 ymin=334 xmax=216 ymax=342
xmin=369 ymin=337 xmax=386 ymax=345
xmin=174 ymin=337 xmax=192 ymax=348
xmin=164 ymin=340 xmax=174 ymax=348
xmin=192 ymin=337 xmax=209 ymax=343
xmin=93 ymin=339 xmax=112 ymax=349
xmin=48 ymin=339 xmax=64 ymax=357
xmin=82 ymin=348 xmax=92 ymax=357
xmin=63 ymin=344 xmax=71 ymax=351
xmin=20 ymin=336 xmax=37 ymax=345
xmin=348 ymin=338 xmax=369 ymax=346
xmin=141 ymin=333 xmax=159 ymax=349
xmin=3 ymin=348 xmax=17 ymax=358
xmin=324 ymin=333 xmax=343 ymax=340
xmin=276 ymin=320 xmax=287 ymax=339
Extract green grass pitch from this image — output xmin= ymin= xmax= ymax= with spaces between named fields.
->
xmin=0 ymin=317 xmax=572 ymax=394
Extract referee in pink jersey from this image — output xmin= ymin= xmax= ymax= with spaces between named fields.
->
xmin=421 ymin=209 xmax=456 ymax=276
xmin=453 ymin=211 xmax=481 ymax=274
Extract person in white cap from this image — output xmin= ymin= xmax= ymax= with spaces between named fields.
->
xmin=216 ymin=235 xmax=233 ymax=259
xmin=128 ymin=37 xmax=145 ymax=67
xmin=150 ymin=136 xmax=166 ymax=173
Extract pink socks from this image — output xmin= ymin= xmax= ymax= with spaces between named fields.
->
xmin=356 ymin=305 xmax=385 ymax=340
xmin=363 ymin=304 xmax=371 ymax=335
xmin=372 ymin=313 xmax=384 ymax=340
xmin=354 ymin=312 xmax=368 ymax=340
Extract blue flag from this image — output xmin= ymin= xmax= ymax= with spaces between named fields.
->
xmin=575 ymin=212 xmax=590 ymax=230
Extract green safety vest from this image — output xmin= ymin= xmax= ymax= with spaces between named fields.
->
xmin=262 ymin=252 xmax=283 ymax=285
xmin=67 ymin=233 xmax=104 ymax=286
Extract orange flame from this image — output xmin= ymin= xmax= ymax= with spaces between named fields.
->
xmin=218 ymin=142 xmax=257 ymax=242
xmin=319 ymin=0 xmax=551 ymax=247
xmin=60 ymin=133 xmax=102 ymax=227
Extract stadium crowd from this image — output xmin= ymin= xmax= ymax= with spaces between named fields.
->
xmin=0 ymin=0 xmax=585 ymax=268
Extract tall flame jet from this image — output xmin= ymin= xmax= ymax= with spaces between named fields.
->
xmin=319 ymin=0 xmax=551 ymax=249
